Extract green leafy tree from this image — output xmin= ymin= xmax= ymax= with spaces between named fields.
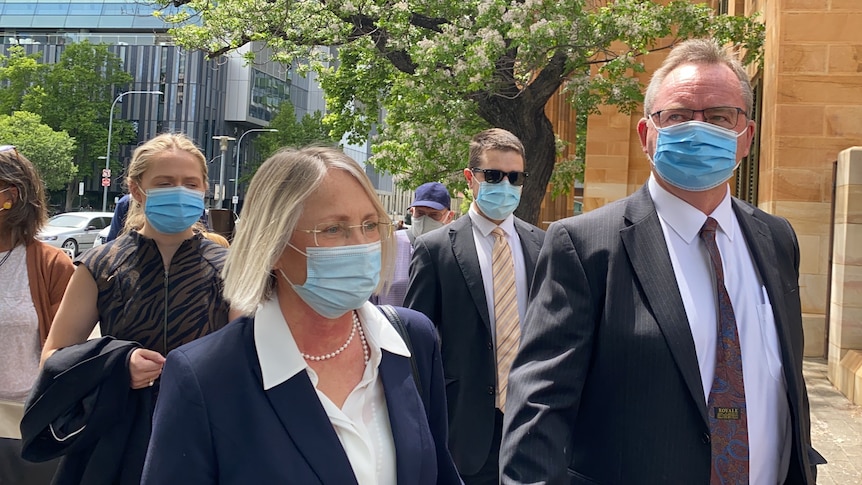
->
xmin=0 ymin=111 xmax=77 ymax=190
xmin=158 ymin=0 xmax=763 ymax=223
xmin=0 ymin=46 xmax=48 ymax=115
xmin=37 ymin=41 xmax=134 ymax=210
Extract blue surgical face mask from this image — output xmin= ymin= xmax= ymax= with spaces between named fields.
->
xmin=279 ymin=240 xmax=381 ymax=319
xmin=650 ymin=119 xmax=746 ymax=192
xmin=475 ymin=181 xmax=521 ymax=221
xmin=144 ymin=186 xmax=205 ymax=234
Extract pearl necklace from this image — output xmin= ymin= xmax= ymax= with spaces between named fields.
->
xmin=357 ymin=315 xmax=370 ymax=365
xmin=301 ymin=311 xmax=365 ymax=362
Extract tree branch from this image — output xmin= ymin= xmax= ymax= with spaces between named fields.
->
xmin=346 ymin=14 xmax=416 ymax=74
xmin=524 ymin=51 xmax=568 ymax=107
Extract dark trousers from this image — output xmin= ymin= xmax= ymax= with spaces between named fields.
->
xmin=460 ymin=409 xmax=503 ymax=485
xmin=0 ymin=437 xmax=58 ymax=485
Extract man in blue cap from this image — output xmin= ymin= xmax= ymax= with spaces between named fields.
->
xmin=374 ymin=182 xmax=453 ymax=306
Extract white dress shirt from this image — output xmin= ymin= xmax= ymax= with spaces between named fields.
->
xmin=254 ymin=298 xmax=412 ymax=485
xmin=648 ymin=175 xmax=791 ymax=484
xmin=468 ymin=204 xmax=528 ymax=342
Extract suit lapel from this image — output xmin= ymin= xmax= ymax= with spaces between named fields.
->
xmin=514 ymin=218 xmax=541 ymax=281
xmin=244 ymin=325 xmax=359 ymax=485
xmin=449 ymin=217 xmax=492 ymax=331
xmin=380 ymin=352 xmax=424 ymax=484
xmin=620 ymin=186 xmax=708 ymax=425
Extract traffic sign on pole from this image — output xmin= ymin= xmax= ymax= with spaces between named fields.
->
xmin=101 ymin=177 xmax=111 ymax=187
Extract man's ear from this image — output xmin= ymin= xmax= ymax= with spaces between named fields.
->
xmin=463 ymin=167 xmax=473 ymax=184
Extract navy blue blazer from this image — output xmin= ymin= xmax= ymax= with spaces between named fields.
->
xmin=141 ymin=308 xmax=461 ymax=485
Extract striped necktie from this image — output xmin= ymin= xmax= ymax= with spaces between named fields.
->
xmin=491 ymin=227 xmax=520 ymax=411
xmin=700 ymin=217 xmax=749 ymax=484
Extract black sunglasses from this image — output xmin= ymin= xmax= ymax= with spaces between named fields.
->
xmin=470 ymin=168 xmax=529 ymax=186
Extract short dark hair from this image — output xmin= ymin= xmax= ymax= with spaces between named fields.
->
xmin=468 ymin=128 xmax=526 ymax=169
xmin=0 ymin=147 xmax=48 ymax=246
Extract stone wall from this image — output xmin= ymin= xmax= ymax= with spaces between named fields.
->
xmin=828 ymin=147 xmax=862 ymax=405
xmin=758 ymin=0 xmax=862 ymax=357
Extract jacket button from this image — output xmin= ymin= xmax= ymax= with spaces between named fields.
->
xmin=487 ymin=386 xmax=495 ymax=395
xmin=487 ymin=341 xmax=493 ymax=350
xmin=702 ymin=433 xmax=710 ymax=444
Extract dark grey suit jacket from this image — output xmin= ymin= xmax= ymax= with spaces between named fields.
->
xmin=500 ymin=185 xmax=822 ymax=484
xmin=404 ymin=214 xmax=545 ymax=476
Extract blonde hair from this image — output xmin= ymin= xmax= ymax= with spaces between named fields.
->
xmin=123 ymin=133 xmax=208 ymax=234
xmin=223 ymin=146 xmax=395 ymax=315
xmin=643 ymin=38 xmax=753 ymax=117
xmin=203 ymin=231 xmax=230 ymax=248
xmin=468 ymin=128 xmax=526 ymax=169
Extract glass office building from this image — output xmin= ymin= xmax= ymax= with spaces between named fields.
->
xmin=0 ymin=0 xmax=396 ymax=213
xmin=1 ymin=0 xmax=291 ymax=208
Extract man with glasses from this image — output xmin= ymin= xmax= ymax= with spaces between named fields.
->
xmin=405 ymin=128 xmax=544 ymax=484
xmin=501 ymin=39 xmax=823 ymax=484
xmin=373 ymin=182 xmax=452 ymax=306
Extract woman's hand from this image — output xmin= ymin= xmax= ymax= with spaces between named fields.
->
xmin=129 ymin=348 xmax=167 ymax=389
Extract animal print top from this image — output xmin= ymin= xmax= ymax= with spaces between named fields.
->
xmin=76 ymin=231 xmax=230 ymax=356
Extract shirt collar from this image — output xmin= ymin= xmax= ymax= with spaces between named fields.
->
xmin=468 ymin=203 xmax=516 ymax=238
xmin=254 ymin=298 xmax=410 ymax=390
xmin=647 ymin=174 xmax=736 ymax=244
xmin=355 ymin=302 xmax=411 ymax=359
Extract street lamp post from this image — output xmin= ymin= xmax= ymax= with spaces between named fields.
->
xmin=212 ymin=135 xmax=236 ymax=209
xmin=103 ymin=90 xmax=163 ymax=212
xmin=233 ymin=128 xmax=278 ymax=214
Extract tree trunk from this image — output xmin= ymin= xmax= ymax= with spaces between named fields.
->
xmin=64 ymin=179 xmax=78 ymax=212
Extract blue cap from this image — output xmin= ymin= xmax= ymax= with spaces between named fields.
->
xmin=410 ymin=182 xmax=450 ymax=211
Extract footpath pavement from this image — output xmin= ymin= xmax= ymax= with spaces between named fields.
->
xmin=804 ymin=358 xmax=862 ymax=484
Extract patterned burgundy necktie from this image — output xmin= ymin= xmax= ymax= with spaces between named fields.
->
xmin=700 ymin=217 xmax=749 ymax=484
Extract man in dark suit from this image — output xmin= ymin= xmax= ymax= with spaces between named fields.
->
xmin=405 ymin=128 xmax=545 ymax=484
xmin=500 ymin=39 xmax=824 ymax=484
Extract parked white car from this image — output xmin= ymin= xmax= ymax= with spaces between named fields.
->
xmin=37 ymin=212 xmax=113 ymax=256
xmin=92 ymin=226 xmax=111 ymax=248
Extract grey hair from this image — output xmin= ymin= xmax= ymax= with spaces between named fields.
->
xmin=222 ymin=146 xmax=395 ymax=315
xmin=643 ymin=38 xmax=753 ymax=117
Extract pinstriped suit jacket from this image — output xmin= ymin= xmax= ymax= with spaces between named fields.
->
xmin=500 ymin=184 xmax=820 ymax=485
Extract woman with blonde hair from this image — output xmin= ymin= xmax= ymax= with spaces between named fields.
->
xmin=25 ymin=133 xmax=230 ymax=484
xmin=142 ymin=146 xmax=461 ymax=484
xmin=0 ymin=146 xmax=73 ymax=485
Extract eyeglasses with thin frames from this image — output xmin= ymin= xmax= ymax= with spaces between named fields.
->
xmin=295 ymin=220 xmax=393 ymax=247
xmin=412 ymin=208 xmax=449 ymax=221
xmin=649 ymin=107 xmax=747 ymax=130
xmin=470 ymin=168 xmax=529 ymax=186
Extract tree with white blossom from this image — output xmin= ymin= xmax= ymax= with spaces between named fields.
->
xmin=158 ymin=0 xmax=763 ymax=223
